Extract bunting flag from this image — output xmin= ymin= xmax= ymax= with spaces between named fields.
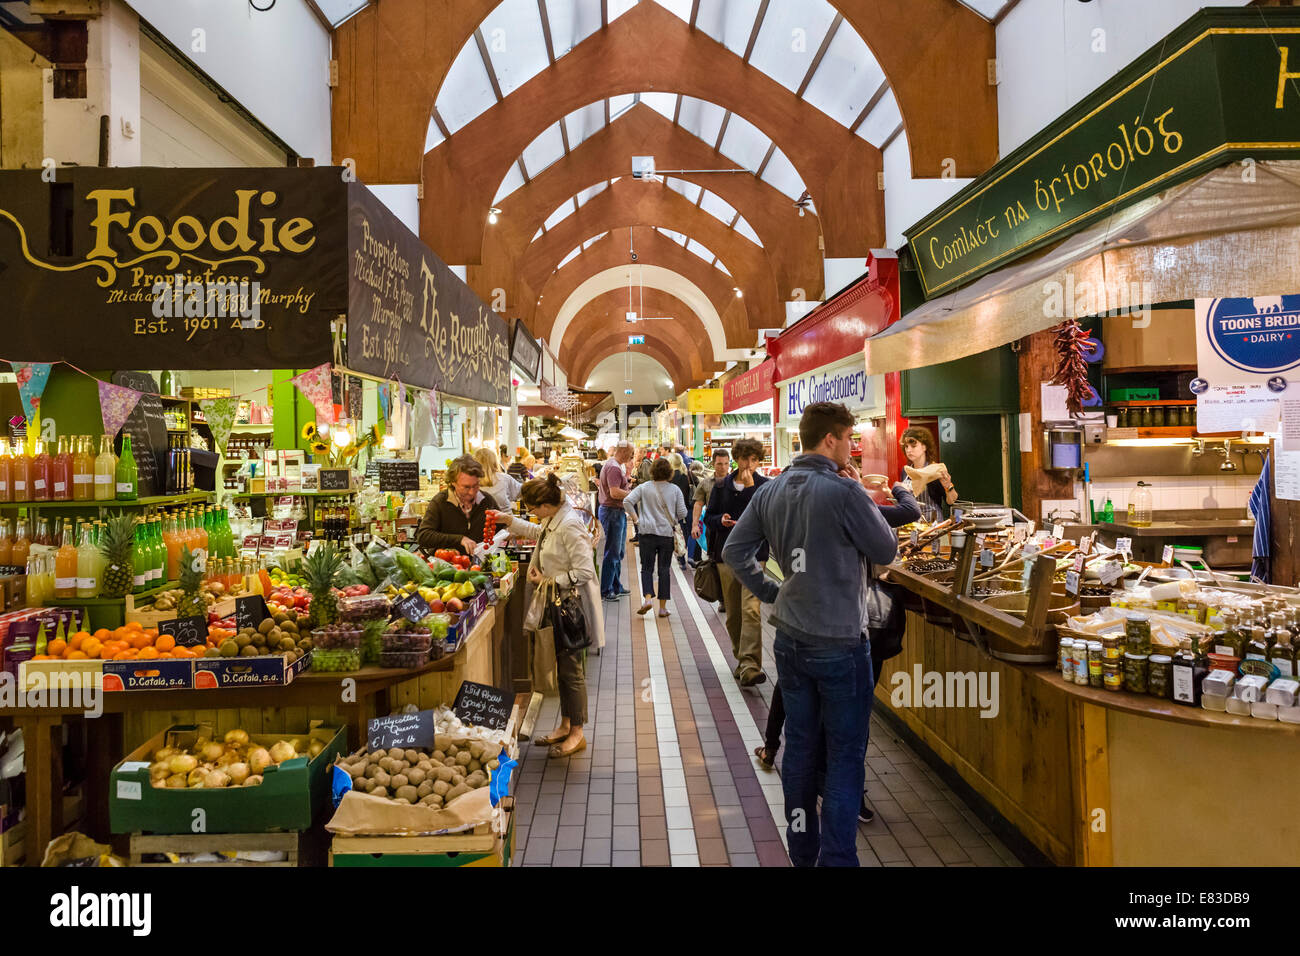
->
xmin=9 ymin=362 xmax=52 ymax=422
xmin=199 ymin=397 xmax=237 ymax=456
xmin=289 ymin=362 xmax=335 ymax=425
xmin=97 ymin=379 xmax=142 ymax=437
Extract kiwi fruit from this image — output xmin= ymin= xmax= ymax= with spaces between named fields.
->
xmin=239 ymin=645 xmax=259 ymax=658
xmin=258 ymin=618 xmax=276 ymax=635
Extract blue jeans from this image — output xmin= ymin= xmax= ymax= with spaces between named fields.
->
xmin=598 ymin=506 xmax=626 ymax=597
xmin=773 ymin=631 xmax=873 ymax=867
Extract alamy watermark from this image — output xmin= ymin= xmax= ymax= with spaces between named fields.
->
xmin=151 ymin=273 xmax=262 ymax=327
xmin=0 ymin=671 xmax=102 ymax=718
xmin=1041 ymin=274 xmax=1155 ymax=328
xmin=890 ymin=665 xmax=1000 ymax=719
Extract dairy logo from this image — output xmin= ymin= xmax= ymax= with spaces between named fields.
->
xmin=1205 ymin=295 xmax=1300 ymax=375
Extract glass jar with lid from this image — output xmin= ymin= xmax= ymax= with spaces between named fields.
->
xmin=1151 ymin=406 xmax=1166 ymax=427
xmin=1139 ymin=406 xmax=1153 ymax=428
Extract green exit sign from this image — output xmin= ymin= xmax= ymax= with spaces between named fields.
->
xmin=628 ymin=335 xmax=645 ymax=345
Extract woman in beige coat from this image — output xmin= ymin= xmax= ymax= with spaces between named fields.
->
xmin=493 ymin=473 xmax=604 ymax=757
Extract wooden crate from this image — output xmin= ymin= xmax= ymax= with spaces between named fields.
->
xmin=129 ymin=831 xmax=300 ymax=867
xmin=124 ymin=592 xmax=236 ymax=629
xmin=329 ymin=809 xmax=513 ymax=868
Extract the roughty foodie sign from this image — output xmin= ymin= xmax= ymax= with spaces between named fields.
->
xmin=0 ymin=168 xmax=347 ymax=369
xmin=904 ymin=9 xmax=1300 ymax=299
xmin=346 ymin=184 xmax=510 ymax=406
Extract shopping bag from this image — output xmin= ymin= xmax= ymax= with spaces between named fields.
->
xmin=693 ymin=558 xmax=723 ymax=603
xmin=524 ymin=578 xmax=550 ymax=631
xmin=532 ymin=626 xmax=558 ymax=695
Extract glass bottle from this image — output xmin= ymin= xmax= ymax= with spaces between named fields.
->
xmin=32 ymin=517 xmax=50 ymax=546
xmin=132 ymin=522 xmax=149 ymax=595
xmin=1267 ymin=613 xmax=1295 ymax=678
xmin=0 ymin=517 xmax=11 ymax=567
xmin=164 ymin=515 xmax=181 ymax=580
xmin=195 ymin=507 xmax=209 ymax=554
xmin=1101 ymin=496 xmax=1114 ymax=523
xmin=0 ymin=439 xmax=11 ymax=503
xmin=94 ymin=434 xmax=117 ymax=501
xmin=1131 ymin=481 xmax=1153 ymax=528
xmin=11 ymin=440 xmax=30 ymax=502
xmin=72 ymin=436 xmax=94 ymax=501
xmin=76 ymin=522 xmax=97 ymax=598
xmin=54 ymin=521 xmax=78 ymax=598
xmin=51 ymin=434 xmax=72 ymax=501
xmin=29 ymin=439 xmax=50 ymax=502
xmin=115 ymin=433 xmax=138 ymax=500
xmin=92 ymin=521 xmax=108 ymax=592
xmin=1244 ymin=624 xmax=1269 ymax=663
xmin=149 ymin=517 xmax=165 ymax=586
xmin=24 ymin=553 xmax=45 ymax=607
xmin=11 ymin=517 xmax=30 ymax=570
xmin=1117 ymin=407 xmax=1129 ymax=428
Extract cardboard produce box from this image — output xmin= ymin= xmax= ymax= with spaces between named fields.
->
xmin=193 ymin=651 xmax=311 ymax=689
xmin=110 ymin=721 xmax=346 ymax=834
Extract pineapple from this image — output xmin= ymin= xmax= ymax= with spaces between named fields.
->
xmin=304 ymin=543 xmax=343 ymax=629
xmin=176 ymin=545 xmax=206 ymax=619
xmin=98 ymin=512 xmax=137 ymax=598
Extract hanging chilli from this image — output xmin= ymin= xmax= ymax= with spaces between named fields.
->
xmin=1050 ymin=318 xmax=1093 ymax=417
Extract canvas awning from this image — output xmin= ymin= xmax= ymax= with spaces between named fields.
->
xmin=865 ymin=161 xmax=1300 ymax=375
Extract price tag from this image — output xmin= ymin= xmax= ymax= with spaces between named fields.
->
xmin=235 ymin=594 xmax=269 ymax=632
xmin=1072 ymin=553 xmax=1086 ymax=573
xmin=952 ymin=508 xmax=964 ymax=524
xmin=1023 ymin=541 xmax=1040 ymax=556
xmin=1025 ymin=521 xmax=1037 ymax=537
xmin=1116 ymin=536 xmax=1132 ymax=556
xmin=1021 ymin=558 xmax=1034 ymax=588
xmin=393 ymin=592 xmax=431 ymax=623
xmin=158 ymin=614 xmax=207 ymax=648
xmin=1052 ymin=523 xmax=1064 ymax=540
xmin=452 ymin=680 xmax=511 ymax=730
xmin=979 ymin=549 xmax=994 ymax=568
xmin=367 ymin=709 xmax=437 ymax=751
xmin=1080 ymin=535 xmax=1093 ymax=556
xmin=1099 ymin=561 xmax=1122 ymax=585
xmin=1162 ymin=544 xmax=1174 ymax=565
xmin=909 ymin=529 xmax=919 ymax=548
xmin=1065 ymin=570 xmax=1080 ymax=596
xmin=1011 ymin=524 xmax=1027 ymax=543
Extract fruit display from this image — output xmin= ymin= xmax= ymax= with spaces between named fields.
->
xmin=147 ymin=727 xmax=324 ymax=789
xmin=31 ymin=621 xmax=201 ymax=661
xmin=304 ymin=543 xmax=344 ymax=630
xmin=151 ymin=579 xmax=233 ymax=613
xmin=98 ymin=512 xmax=138 ymax=598
xmin=339 ymin=593 xmax=390 ymax=622
xmin=431 ymin=549 xmax=473 ymax=570
xmin=335 ymin=738 xmax=502 ymax=808
xmin=383 ymin=619 xmax=434 ymax=651
xmin=311 ymin=624 xmax=362 ymax=649
xmin=203 ymin=613 xmax=311 ymax=663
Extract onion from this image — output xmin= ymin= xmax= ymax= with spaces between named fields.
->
xmin=153 ymin=746 xmax=177 ymax=763
xmin=224 ymin=729 xmax=250 ymax=746
xmin=226 ymin=762 xmax=250 ymax=786
xmin=200 ymin=742 xmax=225 ymax=763
xmin=243 ymin=774 xmax=263 ymax=787
xmin=165 ymin=773 xmax=188 ymax=789
xmin=149 ymin=761 xmax=170 ymax=779
xmin=215 ymin=750 xmax=240 ymax=768
xmin=168 ymin=754 xmax=198 ymax=775
xmin=187 ymin=767 xmax=208 ymax=787
xmin=248 ymin=747 xmax=273 ymax=775
xmin=204 ymin=770 xmax=231 ymax=789
xmin=269 ymin=741 xmax=297 ymax=765
xmin=308 ymin=740 xmax=324 ymax=758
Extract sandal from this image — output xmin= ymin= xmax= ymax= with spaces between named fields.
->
xmin=636 ymin=603 xmax=653 ymax=615
xmin=657 ymin=610 xmax=671 ymax=618
xmin=548 ymin=738 xmax=587 ymax=759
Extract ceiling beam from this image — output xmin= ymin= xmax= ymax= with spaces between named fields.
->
xmin=601 ymin=0 xmax=608 ymax=29
xmin=992 ymin=0 xmax=1023 ymax=27
xmin=742 ymin=0 xmax=769 ymax=63
xmin=672 ymin=92 xmax=683 ymax=125
xmin=850 ymin=78 xmax=891 ymax=134
xmin=795 ymin=13 xmax=842 ymax=98
xmin=473 ymin=29 xmax=504 ymax=101
xmin=755 ymin=141 xmax=777 ymax=178
xmin=713 ymin=109 xmax=731 ymax=152
xmin=689 ymin=0 xmax=700 ymax=28
xmin=430 ymin=106 xmax=451 ymax=140
xmin=880 ymin=121 xmax=905 ymax=152
xmin=537 ymin=0 xmax=556 ymax=63
xmin=517 ymin=157 xmax=531 ymax=184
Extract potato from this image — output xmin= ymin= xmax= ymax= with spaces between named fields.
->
xmin=417 ymin=780 xmax=434 ymax=798
xmin=451 ymin=773 xmax=465 ymax=788
xmin=395 ymin=785 xmax=419 ymax=803
xmin=434 ymin=766 xmax=455 ymax=783
xmin=366 ymin=762 xmax=383 ymax=779
xmin=446 ymin=744 xmax=460 ymax=758
xmin=403 ymin=749 xmax=420 ymax=765
xmin=465 ymin=771 xmax=488 ymax=789
xmin=368 ymin=750 xmax=388 ymax=763
xmin=387 ymin=747 xmax=405 ymax=760
xmin=418 ymin=795 xmax=439 ymax=808
xmin=427 ymin=794 xmax=443 ymax=808
xmin=394 ymin=797 xmax=412 ymax=805
xmin=372 ymin=770 xmax=392 ymax=789
xmin=434 ymin=735 xmax=452 ymax=753
xmin=406 ymin=768 xmax=427 ymax=786
xmin=432 ymin=751 xmax=446 ymax=763
xmin=467 ymin=760 xmax=482 ymax=774
xmin=432 ymin=780 xmax=450 ymax=796
xmin=455 ymin=750 xmax=472 ymax=767
xmin=468 ymin=742 xmax=484 ymax=760
xmin=390 ymin=774 xmax=409 ymax=790
xmin=416 ymin=760 xmax=433 ymax=773
xmin=444 ymin=782 xmax=471 ymax=802
xmin=370 ymin=785 xmax=388 ymax=798
xmin=486 ymin=759 xmax=499 ymax=771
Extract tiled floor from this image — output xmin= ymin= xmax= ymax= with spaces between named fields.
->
xmin=512 ymin=541 xmax=1024 ymax=867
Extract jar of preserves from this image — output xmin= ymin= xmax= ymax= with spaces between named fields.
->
xmin=1139 ymin=406 xmax=1153 ymax=428
xmin=1088 ymin=641 xmax=1104 ymax=688
xmin=1125 ymin=612 xmax=1152 ymax=655
xmin=1059 ymin=636 xmax=1075 ymax=679
xmin=1151 ymin=406 xmax=1166 ymax=427
xmin=1124 ymin=652 xmax=1149 ymax=693
xmin=1101 ymin=634 xmax=1123 ymax=661
xmin=1117 ymin=407 xmax=1130 ymax=428
xmin=1180 ymin=405 xmax=1192 ymax=427
xmin=1148 ymin=653 xmax=1173 ymax=699
xmin=1103 ymin=661 xmax=1123 ymax=691
xmin=1072 ymin=641 xmax=1090 ymax=686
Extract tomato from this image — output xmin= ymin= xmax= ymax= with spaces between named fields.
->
xmin=470 ymin=565 xmax=481 ymax=572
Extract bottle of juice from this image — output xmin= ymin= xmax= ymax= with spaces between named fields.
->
xmin=132 ymin=522 xmax=149 ymax=594
xmin=54 ymin=521 xmax=78 ymax=598
xmin=76 ymin=522 xmax=97 ymax=598
xmin=92 ymin=521 xmax=108 ymax=592
xmin=72 ymin=436 xmax=94 ymax=501
xmin=0 ymin=518 xmax=11 ymax=567
xmin=11 ymin=517 xmax=30 ymax=569
xmin=52 ymin=434 xmax=73 ymax=501
xmin=163 ymin=514 xmax=180 ymax=580
xmin=115 ymin=433 xmax=138 ymax=500
xmin=195 ymin=507 xmax=209 ymax=554
xmin=94 ymin=435 xmax=117 ymax=501
xmin=30 ymin=439 xmax=50 ymax=502
xmin=0 ymin=439 xmax=11 ymax=503
xmin=11 ymin=441 xmax=30 ymax=502
xmin=33 ymin=517 xmax=51 ymax=546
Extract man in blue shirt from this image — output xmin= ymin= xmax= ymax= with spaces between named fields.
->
xmin=722 ymin=402 xmax=898 ymax=867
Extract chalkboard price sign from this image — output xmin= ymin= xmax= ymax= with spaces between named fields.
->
xmin=158 ymin=614 xmax=208 ymax=649
xmin=377 ymin=459 xmax=419 ymax=493
xmin=393 ymin=593 xmax=430 ymax=623
xmin=452 ymin=680 xmax=510 ymax=730
xmin=367 ymin=709 xmax=437 ymax=751
xmin=111 ymin=371 xmax=166 ymax=498
xmin=235 ymin=594 xmax=269 ymax=632
xmin=320 ymin=468 xmax=351 ymax=491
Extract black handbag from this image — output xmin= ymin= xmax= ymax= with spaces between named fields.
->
xmin=693 ymin=558 xmax=723 ymax=603
xmin=537 ymin=523 xmax=592 ymax=652
xmin=865 ymin=575 xmax=906 ymax=663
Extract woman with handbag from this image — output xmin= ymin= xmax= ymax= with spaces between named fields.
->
xmin=493 ymin=473 xmax=604 ymax=758
xmin=623 ymin=457 xmax=687 ymax=618
xmin=667 ymin=453 xmax=694 ymax=570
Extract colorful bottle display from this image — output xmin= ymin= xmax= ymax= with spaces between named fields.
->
xmin=11 ymin=442 xmax=30 ymax=502
xmin=52 ymin=434 xmax=73 ymax=501
xmin=76 ymin=522 xmax=98 ymax=598
xmin=116 ymin=433 xmax=138 ymax=500
xmin=10 ymin=517 xmax=30 ymax=570
xmin=72 ymin=435 xmax=94 ymax=501
xmin=0 ymin=439 xmax=11 ymax=503
xmin=94 ymin=435 xmax=117 ymax=501
xmin=30 ymin=440 xmax=50 ymax=502
xmin=54 ymin=521 xmax=77 ymax=598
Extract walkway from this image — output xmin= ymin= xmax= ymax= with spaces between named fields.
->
xmin=511 ymin=541 xmax=1025 ymax=867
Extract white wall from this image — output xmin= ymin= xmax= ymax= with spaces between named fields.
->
xmin=995 ymin=0 xmax=1251 ymax=158
xmin=882 ymin=134 xmax=973 ymax=250
xmin=123 ymin=0 xmax=331 ymax=162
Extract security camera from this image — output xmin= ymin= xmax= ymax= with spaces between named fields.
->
xmin=630 ymin=251 xmax=638 ymax=262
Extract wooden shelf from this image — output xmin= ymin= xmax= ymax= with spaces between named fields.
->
xmin=1108 ymin=399 xmax=1194 ymax=407
xmin=1103 ymin=364 xmax=1197 ymax=375
xmin=0 ymin=491 xmax=212 ymax=510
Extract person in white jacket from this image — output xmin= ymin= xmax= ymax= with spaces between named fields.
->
xmin=492 ymin=472 xmax=603 ymax=758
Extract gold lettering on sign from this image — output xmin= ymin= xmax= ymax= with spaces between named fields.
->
xmin=1278 ymin=46 xmax=1300 ymax=109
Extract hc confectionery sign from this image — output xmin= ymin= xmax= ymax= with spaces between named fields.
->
xmin=905 ymin=10 xmax=1300 ymax=299
xmin=780 ymin=358 xmax=885 ymax=421
xmin=346 ymin=183 xmax=510 ymax=406
xmin=723 ymin=361 xmax=776 ymax=413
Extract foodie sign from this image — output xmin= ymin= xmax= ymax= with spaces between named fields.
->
xmin=905 ymin=10 xmax=1300 ymax=299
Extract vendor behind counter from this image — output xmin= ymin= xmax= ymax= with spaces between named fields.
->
xmin=900 ymin=425 xmax=960 ymax=520
xmin=416 ymin=455 xmax=492 ymax=555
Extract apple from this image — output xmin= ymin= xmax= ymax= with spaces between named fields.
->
xmin=429 ymin=599 xmax=444 ymax=613
xmin=446 ymin=597 xmax=464 ymax=613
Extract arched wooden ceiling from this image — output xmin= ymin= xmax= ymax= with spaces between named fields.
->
xmin=531 ymin=227 xmax=749 ymax=345
xmin=570 ymin=332 xmax=692 ymax=395
xmin=562 ymin=287 xmax=726 ymax=385
xmin=470 ymin=102 xmax=822 ymax=320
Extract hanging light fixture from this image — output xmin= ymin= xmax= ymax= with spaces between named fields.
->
xmin=488 ymin=206 xmax=501 ymax=225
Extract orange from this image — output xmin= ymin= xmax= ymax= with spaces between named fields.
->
xmin=130 ymin=632 xmax=152 ymax=649
xmin=81 ymin=638 xmax=102 ymax=659
xmin=125 ymin=620 xmax=143 ymax=631
xmin=155 ymin=635 xmax=176 ymax=653
xmin=115 ymin=648 xmax=138 ymax=660
xmin=137 ymin=647 xmax=159 ymax=660
xmin=171 ymin=646 xmax=195 ymax=659
xmin=47 ymin=639 xmax=67 ymax=658
xmin=142 ymin=628 xmax=157 ymax=642
xmin=67 ymin=632 xmax=87 ymax=651
xmin=93 ymin=628 xmax=112 ymax=642
xmin=66 ymin=650 xmax=88 ymax=660
xmin=31 ymin=654 xmax=50 ymax=661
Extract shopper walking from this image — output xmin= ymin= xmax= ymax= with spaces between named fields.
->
xmin=624 ymin=457 xmax=687 ymax=618
xmin=416 ymin=455 xmax=491 ymax=556
xmin=597 ymin=441 xmax=634 ymax=602
xmin=705 ymin=438 xmax=769 ymax=685
xmin=691 ymin=448 xmax=729 ymax=561
xmin=667 ymin=453 xmax=693 ymax=570
xmin=723 ymin=402 xmax=899 ymax=867
xmin=493 ymin=473 xmax=603 ymax=757
xmin=473 ymin=446 xmax=521 ymax=511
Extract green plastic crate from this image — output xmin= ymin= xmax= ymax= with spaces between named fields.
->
xmin=1109 ymin=387 xmax=1160 ymax=401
